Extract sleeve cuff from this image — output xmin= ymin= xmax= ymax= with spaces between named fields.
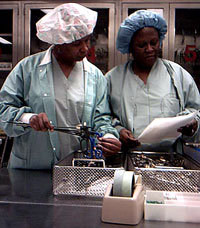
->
xmin=19 ymin=113 xmax=37 ymax=124
xmin=103 ymin=133 xmax=117 ymax=139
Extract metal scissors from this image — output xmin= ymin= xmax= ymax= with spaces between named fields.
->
xmin=85 ymin=132 xmax=103 ymax=159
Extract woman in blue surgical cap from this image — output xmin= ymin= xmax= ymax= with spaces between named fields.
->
xmin=106 ymin=10 xmax=200 ymax=153
xmin=0 ymin=3 xmax=121 ymax=169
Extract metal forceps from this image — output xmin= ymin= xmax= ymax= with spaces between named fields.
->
xmin=1 ymin=120 xmax=82 ymax=134
xmin=1 ymin=120 xmax=103 ymax=159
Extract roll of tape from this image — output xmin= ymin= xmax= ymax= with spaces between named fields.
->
xmin=121 ymin=171 xmax=134 ymax=197
xmin=113 ymin=169 xmax=125 ymax=196
xmin=113 ymin=170 xmax=135 ymax=197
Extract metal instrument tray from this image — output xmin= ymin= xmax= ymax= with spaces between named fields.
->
xmin=127 ymin=151 xmax=200 ymax=193
xmin=183 ymin=143 xmax=200 ymax=167
xmin=128 ymin=151 xmax=184 ymax=169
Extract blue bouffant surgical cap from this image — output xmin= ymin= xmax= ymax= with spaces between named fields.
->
xmin=116 ymin=10 xmax=167 ymax=54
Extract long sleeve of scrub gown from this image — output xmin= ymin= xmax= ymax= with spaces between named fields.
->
xmin=106 ymin=58 xmax=200 ymax=152
xmin=0 ymin=46 xmax=118 ymax=169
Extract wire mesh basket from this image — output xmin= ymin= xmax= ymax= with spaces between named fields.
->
xmin=126 ymin=151 xmax=200 ymax=193
xmin=53 ymin=153 xmax=123 ymax=197
xmin=137 ymin=168 xmax=200 ymax=193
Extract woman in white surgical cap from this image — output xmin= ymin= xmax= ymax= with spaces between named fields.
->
xmin=106 ymin=10 xmax=200 ymax=153
xmin=0 ymin=3 xmax=121 ymax=169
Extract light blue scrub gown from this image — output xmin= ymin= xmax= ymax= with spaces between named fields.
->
xmin=53 ymin=55 xmax=84 ymax=159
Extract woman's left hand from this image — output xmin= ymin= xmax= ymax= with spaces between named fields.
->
xmin=177 ymin=119 xmax=198 ymax=136
xmin=97 ymin=138 xmax=121 ymax=157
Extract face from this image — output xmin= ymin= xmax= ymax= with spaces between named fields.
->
xmin=130 ymin=27 xmax=160 ymax=69
xmin=54 ymin=35 xmax=91 ymax=64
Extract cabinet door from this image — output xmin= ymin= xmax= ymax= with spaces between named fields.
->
xmin=24 ymin=2 xmax=115 ymax=74
xmin=121 ymin=3 xmax=169 ymax=63
xmin=0 ymin=4 xmax=18 ymax=88
xmin=169 ymin=4 xmax=200 ymax=89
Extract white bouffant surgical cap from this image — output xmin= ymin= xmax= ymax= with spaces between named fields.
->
xmin=36 ymin=3 xmax=97 ymax=45
xmin=116 ymin=10 xmax=167 ymax=54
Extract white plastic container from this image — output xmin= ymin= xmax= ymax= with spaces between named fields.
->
xmin=145 ymin=190 xmax=200 ymax=223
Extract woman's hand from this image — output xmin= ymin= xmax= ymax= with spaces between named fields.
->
xmin=120 ymin=128 xmax=140 ymax=148
xmin=177 ymin=119 xmax=198 ymax=136
xmin=29 ymin=112 xmax=54 ymax=132
xmin=97 ymin=137 xmax=121 ymax=157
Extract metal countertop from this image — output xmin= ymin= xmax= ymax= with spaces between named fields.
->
xmin=0 ymin=167 xmax=200 ymax=228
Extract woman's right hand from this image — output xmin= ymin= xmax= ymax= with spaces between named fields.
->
xmin=29 ymin=113 xmax=54 ymax=132
xmin=120 ymin=128 xmax=140 ymax=148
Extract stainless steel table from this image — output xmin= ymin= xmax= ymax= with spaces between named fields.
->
xmin=0 ymin=168 xmax=199 ymax=228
